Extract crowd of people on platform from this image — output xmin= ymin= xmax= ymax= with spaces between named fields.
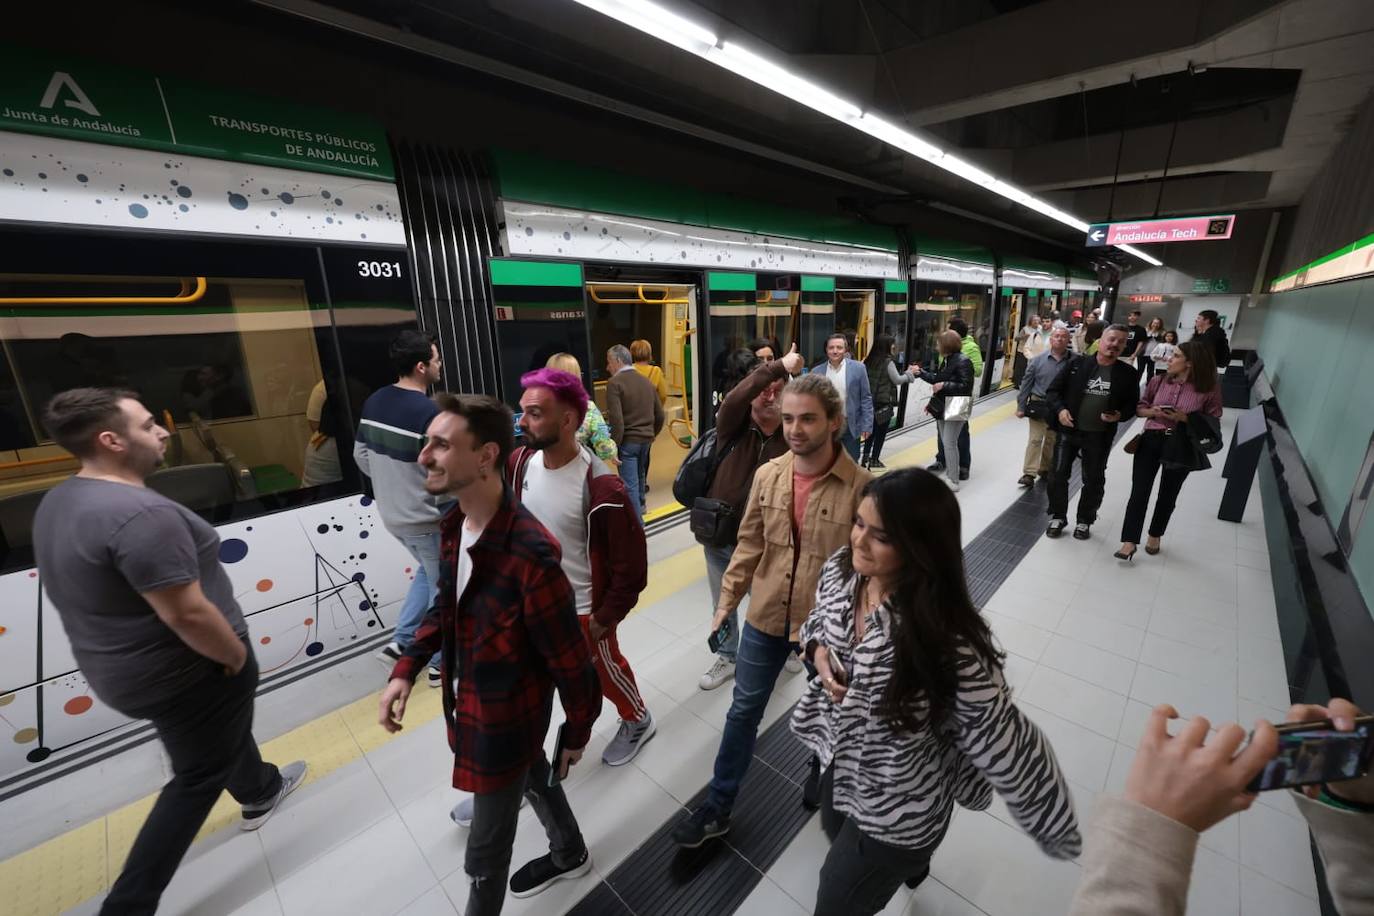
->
xmin=28 ymin=310 xmax=1374 ymax=916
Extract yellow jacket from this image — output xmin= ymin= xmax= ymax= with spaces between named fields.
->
xmin=633 ymin=362 xmax=669 ymax=405
xmin=718 ymin=448 xmax=871 ymax=641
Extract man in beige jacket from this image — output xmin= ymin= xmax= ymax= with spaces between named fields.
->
xmin=1071 ymin=698 xmax=1374 ymax=914
xmin=671 ymin=373 xmax=871 ymax=848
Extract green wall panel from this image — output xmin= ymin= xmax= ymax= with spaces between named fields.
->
xmin=802 ymin=275 xmax=836 ymax=292
xmin=707 ymin=271 xmax=757 ymax=292
xmin=1261 ymin=275 xmax=1374 ymax=602
xmin=488 ymin=259 xmax=583 ymax=287
xmin=492 ymin=149 xmax=898 ymax=252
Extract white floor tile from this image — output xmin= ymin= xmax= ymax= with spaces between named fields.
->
xmin=1054 ymin=609 xmax=1146 ymax=660
xmin=1156 ymin=565 xmax=1239 ymax=606
xmin=931 ymin=811 xmax=1082 ymax=916
xmin=1063 ymin=579 xmax=1155 ymax=628
xmin=1237 ymin=636 xmax=1291 ymax=710
xmin=1038 ymin=633 xmax=1138 ymax=696
xmin=1239 ymin=867 xmax=1322 ymax=915
xmin=1022 ymin=666 xmax=1128 ymax=740
xmin=628 ymin=702 xmax=722 ymax=804
xmin=635 ymin=637 xmax=720 ymax=706
xmin=1236 ymin=803 xmax=1319 ymax=899
xmin=1236 ymin=547 xmax=1271 ymax=571
xmin=1146 ymin=608 xmax=1238 ymax=656
xmin=1020 ymin=702 xmax=1119 ymax=791
xmin=366 ymin=716 xmax=456 ymax=810
xmin=612 ymin=613 xmax=679 ymax=664
xmin=396 ymin=885 xmax=458 ymax=915
xmin=1001 ymin=652 xmax=1037 ymax=693
xmin=566 ymin=757 xmax=684 ymax=875
xmin=1200 ymin=809 xmax=1241 ymax=862
xmin=1129 ymin=663 xmax=1239 ymax=726
xmin=228 ymin=890 xmax=286 ymax=916
xmin=982 ymin=586 xmax=1069 ymax=631
xmin=984 ymin=611 xmax=1053 ymax=662
xmin=259 ymin=758 xmax=395 ymax=882
xmin=1115 ymin=699 xmax=1158 ymax=749
xmin=1187 ymin=844 xmax=1241 ymax=915
xmin=905 ymin=879 xmax=990 ymax=915
xmin=737 ymin=875 xmax=809 ymax=915
xmin=396 ymin=780 xmax=470 ymax=882
xmin=1150 ymin=589 xmax=1239 ymax=630
xmin=1103 ymin=742 xmax=1134 ymax=794
xmin=276 ymin=815 xmax=435 ymax=916
xmin=160 ymin=829 xmax=276 ymax=916
xmin=1137 ymin=632 xmax=1238 ymax=691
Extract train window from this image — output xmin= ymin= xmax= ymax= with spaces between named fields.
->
xmin=0 ymin=273 xmax=350 ymax=568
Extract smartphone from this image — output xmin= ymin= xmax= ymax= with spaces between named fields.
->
xmin=828 ymin=653 xmax=848 ymax=686
xmin=548 ymin=722 xmax=571 ymax=787
xmin=1246 ymin=716 xmax=1374 ymax=792
xmin=708 ymin=618 xmax=734 ymax=655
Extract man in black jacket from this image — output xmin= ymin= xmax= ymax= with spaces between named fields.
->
xmin=1192 ymin=309 xmax=1231 ymax=370
xmin=1044 ymin=325 xmax=1140 ymax=540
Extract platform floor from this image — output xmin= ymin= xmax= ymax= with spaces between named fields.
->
xmin=0 ymin=394 xmax=1318 ymax=916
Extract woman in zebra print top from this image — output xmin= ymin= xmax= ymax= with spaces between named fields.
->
xmin=790 ymin=469 xmax=1081 ymax=915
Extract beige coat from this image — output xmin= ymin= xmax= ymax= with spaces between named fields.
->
xmin=717 ymin=448 xmax=871 ymax=642
xmin=1069 ymin=793 xmax=1374 ymax=915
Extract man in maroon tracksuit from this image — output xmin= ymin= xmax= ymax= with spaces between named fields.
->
xmin=512 ymin=367 xmax=654 ymax=767
xmin=379 ymin=393 xmax=601 ymax=914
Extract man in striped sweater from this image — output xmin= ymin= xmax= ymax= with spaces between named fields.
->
xmin=355 ymin=329 xmax=448 ymax=686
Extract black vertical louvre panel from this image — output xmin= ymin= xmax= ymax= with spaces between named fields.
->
xmin=392 ymin=142 xmax=503 ymax=397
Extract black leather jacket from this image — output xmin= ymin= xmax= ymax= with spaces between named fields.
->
xmin=916 ymin=352 xmax=974 ymax=418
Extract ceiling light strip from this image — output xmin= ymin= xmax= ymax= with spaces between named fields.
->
xmin=567 ymin=0 xmax=1158 ymax=266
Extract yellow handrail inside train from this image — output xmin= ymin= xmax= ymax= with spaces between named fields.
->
xmin=586 ymin=283 xmax=690 ymax=305
xmin=0 ymin=276 xmax=209 ymax=305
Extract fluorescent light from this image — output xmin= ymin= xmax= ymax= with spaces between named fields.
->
xmin=1116 ymin=243 xmax=1163 ymax=266
xmin=707 ymin=42 xmax=861 ymax=120
xmin=566 ymin=0 xmax=1158 ymax=266
xmin=568 ymin=0 xmax=716 ymax=52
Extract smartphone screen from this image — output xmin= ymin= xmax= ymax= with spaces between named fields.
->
xmin=1247 ymin=719 xmax=1374 ymax=792
xmin=708 ymin=619 xmax=733 ymax=655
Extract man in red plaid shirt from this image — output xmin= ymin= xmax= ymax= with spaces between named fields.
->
xmin=378 ymin=393 xmax=601 ymax=913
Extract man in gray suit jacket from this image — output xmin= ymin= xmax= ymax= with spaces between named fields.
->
xmin=809 ymin=332 xmax=873 ymax=460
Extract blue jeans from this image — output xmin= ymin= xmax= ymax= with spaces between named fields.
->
xmin=619 ymin=440 xmax=652 ymax=515
xmin=394 ymin=531 xmax=441 ymax=668
xmin=702 ymin=542 xmax=740 ymax=660
xmin=840 ymin=431 xmax=860 ymax=461
xmin=935 ymin=420 xmax=971 ymax=471
xmin=706 ymin=621 xmax=795 ymax=813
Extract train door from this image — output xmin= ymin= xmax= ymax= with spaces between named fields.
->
xmin=584 ymin=269 xmax=701 ymax=521
xmin=798 ymin=275 xmax=837 ymax=366
xmin=834 ymin=286 xmax=876 ymax=359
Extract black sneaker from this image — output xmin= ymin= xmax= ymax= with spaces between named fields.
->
xmin=1046 ymin=518 xmax=1067 ymax=539
xmin=870 ymin=459 xmax=886 ymax=469
xmin=671 ymin=806 xmax=731 ymax=848
xmin=926 ymin=462 xmax=945 ymax=472
xmin=959 ymin=469 xmax=970 ymax=481
xmin=509 ymin=849 xmax=592 ymax=898
xmin=802 ymin=757 xmax=822 ymax=810
xmin=1073 ymin=523 xmax=1091 ymax=540
xmin=374 ymin=641 xmax=402 ymax=667
xmin=1017 ymin=474 xmax=1035 ymax=487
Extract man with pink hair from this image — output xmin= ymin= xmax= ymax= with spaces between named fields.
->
xmin=513 ymin=369 xmax=654 ymax=764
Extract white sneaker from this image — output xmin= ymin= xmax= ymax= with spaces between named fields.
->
xmin=946 ymin=477 xmax=961 ymax=492
xmin=375 ymin=641 xmax=402 ymax=668
xmin=451 ymin=794 xmax=526 ymax=828
xmin=783 ymin=653 xmax=804 ymax=674
xmin=602 ymin=711 xmax=656 ymax=766
xmin=698 ymin=656 xmax=736 ymax=691
xmin=427 ymin=666 xmax=442 ymax=688
xmin=240 ymin=760 xmax=308 ymax=831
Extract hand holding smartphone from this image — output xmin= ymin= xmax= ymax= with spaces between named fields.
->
xmin=1246 ymin=714 xmax=1374 ymax=793
xmin=708 ymin=618 xmax=734 ymax=655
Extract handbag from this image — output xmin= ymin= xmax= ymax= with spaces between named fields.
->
xmin=689 ymin=497 xmax=740 ymax=547
xmin=874 ymin=406 xmax=895 ymax=429
xmin=1023 ymin=395 xmax=1048 ymax=421
xmin=942 ymin=395 xmax=973 ymax=422
xmin=1123 ymin=434 xmax=1142 ymax=455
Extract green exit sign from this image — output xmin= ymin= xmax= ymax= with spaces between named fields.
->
xmin=1192 ymin=278 xmax=1230 ymax=293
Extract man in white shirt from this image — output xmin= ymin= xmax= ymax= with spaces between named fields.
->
xmin=809 ymin=332 xmax=872 ymax=461
xmin=511 ymin=368 xmax=654 ymax=766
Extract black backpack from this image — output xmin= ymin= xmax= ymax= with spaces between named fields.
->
xmin=672 ymin=427 xmax=738 ymax=506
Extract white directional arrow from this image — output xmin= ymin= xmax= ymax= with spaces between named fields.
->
xmin=1089 ymin=230 xmax=1105 ymax=241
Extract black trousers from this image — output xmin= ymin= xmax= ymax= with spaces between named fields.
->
xmin=102 ymin=646 xmax=280 ymax=915
xmin=1120 ymin=429 xmax=1192 ymax=544
xmin=464 ymin=753 xmax=585 ymax=916
xmin=1012 ymin=352 xmax=1028 ymax=387
xmin=814 ymin=766 xmax=942 ymax=916
xmin=860 ymin=416 xmax=891 ymax=465
xmin=1047 ymin=428 xmax=1114 ymax=524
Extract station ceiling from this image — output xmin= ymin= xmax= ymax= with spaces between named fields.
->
xmin=262 ymin=0 xmax=1374 ymax=263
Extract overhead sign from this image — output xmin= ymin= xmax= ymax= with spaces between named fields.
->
xmin=1086 ymin=215 xmax=1235 ymax=247
xmin=0 ymin=45 xmax=393 ymax=181
xmin=1192 ymin=278 xmax=1231 ymax=293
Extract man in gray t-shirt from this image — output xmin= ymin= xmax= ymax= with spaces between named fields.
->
xmin=31 ymin=388 xmax=306 ymax=915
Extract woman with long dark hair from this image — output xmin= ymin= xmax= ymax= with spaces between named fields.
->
xmin=1116 ymin=338 xmax=1222 ymax=560
xmin=859 ymin=333 xmax=915 ymax=469
xmin=791 ymin=469 xmax=1081 ymax=916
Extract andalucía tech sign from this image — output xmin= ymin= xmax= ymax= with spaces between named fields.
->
xmin=1085 ymin=215 xmax=1235 ymax=247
